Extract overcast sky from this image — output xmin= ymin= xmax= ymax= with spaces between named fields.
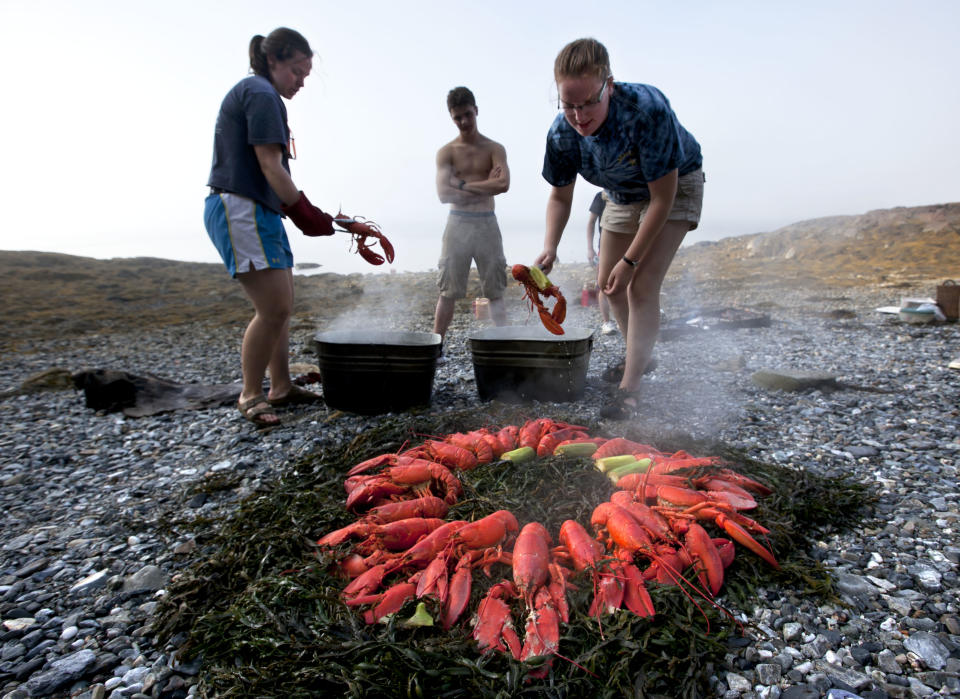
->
xmin=2 ymin=0 xmax=957 ymax=274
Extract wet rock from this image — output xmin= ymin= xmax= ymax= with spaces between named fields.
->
xmin=22 ymin=648 xmax=96 ymax=696
xmin=751 ymin=369 xmax=840 ymax=392
xmin=121 ymin=566 xmax=166 ymax=593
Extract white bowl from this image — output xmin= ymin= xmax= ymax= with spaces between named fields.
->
xmin=899 ymin=308 xmax=935 ymax=324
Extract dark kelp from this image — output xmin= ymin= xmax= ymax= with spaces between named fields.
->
xmin=152 ymin=407 xmax=872 ymax=697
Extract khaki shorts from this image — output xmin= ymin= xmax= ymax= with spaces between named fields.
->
xmin=600 ymin=168 xmax=705 ymax=234
xmin=437 ymin=211 xmax=507 ymax=299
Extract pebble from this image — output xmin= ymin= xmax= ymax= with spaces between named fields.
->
xmin=1 ymin=275 xmax=959 ymax=697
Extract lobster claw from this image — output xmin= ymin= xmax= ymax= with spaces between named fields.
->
xmin=473 ymin=581 xmax=522 ymax=659
xmin=357 ymin=241 xmax=386 ymax=266
xmin=377 ymin=233 xmax=395 ymax=264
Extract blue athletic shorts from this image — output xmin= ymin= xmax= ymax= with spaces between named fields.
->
xmin=204 ymin=192 xmax=293 ymax=277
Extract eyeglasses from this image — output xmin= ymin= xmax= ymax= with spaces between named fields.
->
xmin=557 ymin=78 xmax=609 ymax=113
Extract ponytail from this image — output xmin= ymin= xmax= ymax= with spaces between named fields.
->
xmin=248 ymin=35 xmax=268 ymax=76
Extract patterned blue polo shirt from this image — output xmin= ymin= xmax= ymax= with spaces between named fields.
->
xmin=542 ymin=82 xmax=702 ymax=204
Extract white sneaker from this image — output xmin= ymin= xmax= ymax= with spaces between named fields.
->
xmin=600 ymin=321 xmax=618 ymax=335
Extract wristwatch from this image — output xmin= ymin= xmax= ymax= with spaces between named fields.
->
xmin=458 ymin=179 xmax=466 ymax=190
xmin=622 ymin=256 xmax=638 ymax=267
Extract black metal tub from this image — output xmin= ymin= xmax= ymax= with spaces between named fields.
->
xmin=312 ymin=330 xmax=441 ymax=415
xmin=469 ymin=326 xmax=594 ymax=402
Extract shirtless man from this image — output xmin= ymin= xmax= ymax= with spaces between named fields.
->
xmin=432 ymin=86 xmax=510 ymax=343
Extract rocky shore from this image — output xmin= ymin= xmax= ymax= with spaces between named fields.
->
xmin=1 ymin=260 xmax=959 ymax=698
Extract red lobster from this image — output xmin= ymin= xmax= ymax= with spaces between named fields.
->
xmin=473 ymin=522 xmax=569 ymax=677
xmin=335 ymin=210 xmax=395 ymax=265
xmin=511 ymin=264 xmax=566 ymax=335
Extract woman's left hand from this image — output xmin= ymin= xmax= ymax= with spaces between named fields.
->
xmin=602 ymin=259 xmax=635 ymax=296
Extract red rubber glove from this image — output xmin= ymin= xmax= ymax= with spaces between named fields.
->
xmin=281 ymin=191 xmax=334 ymax=237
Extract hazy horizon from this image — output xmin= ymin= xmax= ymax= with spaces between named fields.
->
xmin=2 ymin=0 xmax=958 ymax=275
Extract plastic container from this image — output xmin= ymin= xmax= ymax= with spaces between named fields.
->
xmin=469 ymin=326 xmax=593 ymax=402
xmin=580 ymin=283 xmax=598 ymax=307
xmin=472 ymin=297 xmax=491 ymax=320
xmin=312 ymin=330 xmax=441 ymax=414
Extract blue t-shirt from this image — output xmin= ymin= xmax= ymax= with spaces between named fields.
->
xmin=589 ymin=191 xmax=605 ymax=217
xmin=207 ymin=75 xmax=291 ymax=214
xmin=542 ymin=82 xmax=702 ymax=205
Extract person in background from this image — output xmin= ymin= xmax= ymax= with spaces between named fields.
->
xmin=587 ymin=190 xmax=617 ymax=335
xmin=205 ymin=27 xmax=331 ymax=427
xmin=433 ymin=87 xmax=510 ymax=347
xmin=536 ymin=37 xmax=704 ymax=420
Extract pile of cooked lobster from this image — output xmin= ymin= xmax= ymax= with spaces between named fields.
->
xmin=316 ymin=421 xmax=779 ymax=675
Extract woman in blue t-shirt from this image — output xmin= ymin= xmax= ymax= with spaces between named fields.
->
xmin=205 ymin=27 xmax=335 ymax=427
xmin=536 ymin=38 xmax=705 ymax=420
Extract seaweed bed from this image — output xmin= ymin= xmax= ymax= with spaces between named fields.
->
xmin=152 ymin=407 xmax=872 ymax=698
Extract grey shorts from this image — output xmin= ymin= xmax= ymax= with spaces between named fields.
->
xmin=601 ymin=168 xmax=705 ymax=234
xmin=437 ymin=211 xmax=507 ymax=299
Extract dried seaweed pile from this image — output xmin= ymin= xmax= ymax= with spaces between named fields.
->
xmin=153 ymin=409 xmax=872 ymax=698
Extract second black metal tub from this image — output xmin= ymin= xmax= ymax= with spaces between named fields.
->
xmin=469 ymin=326 xmax=594 ymax=402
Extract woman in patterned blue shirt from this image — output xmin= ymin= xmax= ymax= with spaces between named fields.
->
xmin=535 ymin=38 xmax=705 ymax=420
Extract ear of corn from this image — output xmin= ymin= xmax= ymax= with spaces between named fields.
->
xmin=595 ymin=455 xmax=639 ymax=472
xmin=528 ymin=265 xmax=552 ymax=290
xmin=607 ymin=458 xmax=652 ymax=483
xmin=554 ymin=442 xmax=599 ymax=457
xmin=502 ymin=446 xmax=536 ymax=463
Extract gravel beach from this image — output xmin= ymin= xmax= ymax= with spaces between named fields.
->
xmin=2 ymin=266 xmax=959 ymax=698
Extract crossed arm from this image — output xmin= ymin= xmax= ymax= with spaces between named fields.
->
xmin=435 ymin=144 xmax=510 ymax=205
xmin=458 ymin=144 xmax=510 ymax=196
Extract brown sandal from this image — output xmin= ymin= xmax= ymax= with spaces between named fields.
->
xmin=267 ymin=384 xmax=323 ymax=407
xmin=238 ymin=394 xmax=280 ymax=427
xmin=600 ymin=358 xmax=658 ymax=383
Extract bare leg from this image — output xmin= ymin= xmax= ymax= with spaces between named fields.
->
xmin=488 ymin=297 xmax=507 ymax=326
xmin=265 ymin=269 xmax=295 ymax=401
xmin=598 ymin=290 xmax=612 ymax=323
xmin=597 ymin=231 xmax=634 ymax=336
xmin=236 ymin=267 xmax=294 ymax=423
xmin=619 ymin=220 xmax=691 ymax=392
xmin=433 ymin=295 xmax=456 ymax=344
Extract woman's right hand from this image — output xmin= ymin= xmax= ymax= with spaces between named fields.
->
xmin=603 ymin=259 xmax=636 ymax=296
xmin=533 ymin=249 xmax=557 ymax=275
xmin=282 ymin=191 xmax=334 ymax=236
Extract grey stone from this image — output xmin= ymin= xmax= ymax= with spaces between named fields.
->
xmin=906 ymin=676 xmax=936 ymax=695
xmin=782 ymin=621 xmax=803 ymax=641
xmin=70 ymin=569 xmax=109 ymax=594
xmin=22 ymin=648 xmax=97 ymax=696
xmin=756 ymin=662 xmax=782 ymax=684
xmin=833 ymin=573 xmax=880 ymax=601
xmin=725 ymin=672 xmax=752 ymax=692
xmin=902 ymin=632 xmax=950 ymax=670
xmin=122 ymin=565 xmax=166 ymax=593
xmin=814 ymin=659 xmax=873 ymax=689
xmin=1 ymin=642 xmax=26 ymax=661
xmin=751 ymin=369 xmax=839 ymax=392
xmin=877 ymin=648 xmax=902 ymax=674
